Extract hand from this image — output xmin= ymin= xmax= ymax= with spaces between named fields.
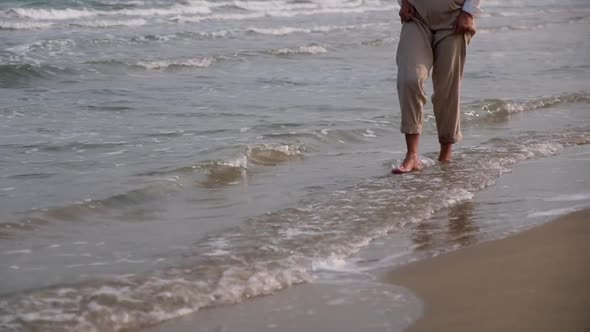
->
xmin=454 ymin=11 xmax=476 ymax=34
xmin=399 ymin=0 xmax=416 ymax=23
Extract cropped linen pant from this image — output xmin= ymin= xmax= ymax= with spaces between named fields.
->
xmin=397 ymin=0 xmax=472 ymax=144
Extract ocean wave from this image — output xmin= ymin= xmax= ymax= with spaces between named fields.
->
xmin=135 ymin=58 xmax=214 ymax=70
xmin=247 ymin=143 xmax=304 ymax=166
xmin=130 ymin=22 xmax=380 ymax=43
xmin=1 ymin=130 xmax=588 ymax=331
xmin=3 ymin=4 xmax=212 ymax=21
xmin=269 ymin=45 xmax=328 ymax=55
xmin=245 ymin=23 xmax=383 ymax=36
xmin=0 ymin=0 xmax=394 ymax=29
xmin=5 ymin=39 xmax=78 ymax=58
xmin=1 ymin=0 xmax=385 ymax=23
xmin=94 ymin=0 xmax=147 ymax=6
xmin=213 ymin=0 xmax=385 ymax=13
xmin=22 ymin=140 xmax=129 ymax=153
xmin=0 ymin=63 xmax=69 ymax=87
xmin=132 ymin=143 xmax=303 ymax=189
xmin=0 ymin=21 xmax=53 ymax=30
xmin=69 ymin=18 xmax=147 ymax=28
xmin=477 ymin=23 xmax=547 ymax=34
xmin=231 ymin=0 xmax=319 ymax=11
xmin=5 ymin=8 xmax=97 ymax=20
xmin=1 ymin=143 xmax=305 ymax=237
xmin=144 ymin=143 xmax=305 ymax=177
xmin=0 ymin=175 xmax=186 ymax=238
xmin=462 ymin=91 xmax=590 ymax=122
xmin=175 ymin=4 xmax=397 ymax=23
xmin=88 ymin=57 xmax=215 ymax=70
xmin=247 ymin=25 xmax=333 ymax=35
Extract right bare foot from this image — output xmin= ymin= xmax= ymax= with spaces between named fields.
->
xmin=439 ymin=143 xmax=453 ymax=162
xmin=392 ymin=153 xmax=423 ymax=174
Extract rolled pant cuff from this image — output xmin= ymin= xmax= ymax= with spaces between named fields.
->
xmin=400 ymin=125 xmax=422 ymax=135
xmin=438 ymin=133 xmax=462 ymax=144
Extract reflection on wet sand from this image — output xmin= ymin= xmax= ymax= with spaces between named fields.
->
xmin=412 ymin=201 xmax=479 ymax=251
xmin=447 ymin=201 xmax=478 ymax=247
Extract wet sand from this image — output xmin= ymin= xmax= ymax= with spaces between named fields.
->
xmin=387 ymin=208 xmax=590 ymax=332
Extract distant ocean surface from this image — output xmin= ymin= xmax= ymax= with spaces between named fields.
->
xmin=1 ymin=0 xmax=589 ymax=330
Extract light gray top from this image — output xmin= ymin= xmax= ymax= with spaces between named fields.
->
xmin=397 ymin=0 xmax=483 ymax=17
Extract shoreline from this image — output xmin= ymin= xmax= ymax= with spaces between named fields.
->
xmin=146 ymin=145 xmax=590 ymax=332
xmin=386 ymin=208 xmax=590 ymax=332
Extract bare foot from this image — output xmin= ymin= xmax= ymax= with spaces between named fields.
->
xmin=392 ymin=153 xmax=423 ymax=174
xmin=439 ymin=143 xmax=453 ymax=162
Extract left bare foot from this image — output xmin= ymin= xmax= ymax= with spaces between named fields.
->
xmin=392 ymin=153 xmax=423 ymax=174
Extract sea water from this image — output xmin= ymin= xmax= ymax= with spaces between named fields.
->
xmin=1 ymin=0 xmax=589 ymax=330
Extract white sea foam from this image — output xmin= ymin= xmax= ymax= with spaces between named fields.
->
xmin=178 ymin=4 xmax=396 ymax=23
xmin=232 ymin=0 xmax=318 ymax=12
xmin=0 ymin=21 xmax=53 ymax=30
xmin=245 ymin=23 xmax=372 ymax=35
xmin=223 ymin=155 xmax=249 ymax=168
xmin=544 ymin=193 xmax=590 ymax=202
xmin=6 ymin=39 xmax=76 ymax=56
xmin=527 ymin=205 xmax=586 ymax=218
xmin=248 ymin=143 xmax=304 ymax=157
xmin=312 ymin=256 xmax=353 ymax=272
xmin=100 ymin=149 xmax=127 ymax=156
xmin=248 ymin=26 xmax=325 ymax=35
xmin=10 ymin=8 xmax=97 ymax=20
xmin=3 ymin=249 xmax=32 ymax=255
xmin=71 ymin=18 xmax=147 ymax=28
xmin=136 ymin=58 xmax=214 ymax=70
xmin=97 ymin=0 xmax=147 ymax=5
xmin=7 ymin=4 xmax=211 ymax=21
xmin=441 ymin=188 xmax=475 ymax=207
xmin=115 ymin=5 xmax=212 ymax=17
xmin=271 ymin=45 xmax=328 ymax=55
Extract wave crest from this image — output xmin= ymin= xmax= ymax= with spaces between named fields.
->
xmin=270 ymin=45 xmax=328 ymax=55
xmin=463 ymin=92 xmax=590 ymax=122
xmin=135 ymin=58 xmax=214 ymax=70
xmin=0 ymin=21 xmax=53 ymax=30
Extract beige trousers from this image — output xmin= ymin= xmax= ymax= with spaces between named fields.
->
xmin=397 ymin=0 xmax=472 ymax=144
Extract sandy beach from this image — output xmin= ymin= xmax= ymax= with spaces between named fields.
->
xmin=387 ymin=208 xmax=590 ymax=332
xmin=2 ymin=0 xmax=589 ymax=329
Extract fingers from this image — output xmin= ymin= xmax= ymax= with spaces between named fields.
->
xmin=455 ymin=24 xmax=476 ymax=34
xmin=398 ymin=4 xmax=416 ymax=23
xmin=399 ymin=11 xmax=409 ymax=22
xmin=454 ymin=12 xmax=476 ymax=34
xmin=399 ymin=12 xmax=411 ymax=22
xmin=454 ymin=21 xmax=476 ymax=34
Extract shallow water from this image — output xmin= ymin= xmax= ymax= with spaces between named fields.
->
xmin=1 ymin=0 xmax=589 ymax=330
